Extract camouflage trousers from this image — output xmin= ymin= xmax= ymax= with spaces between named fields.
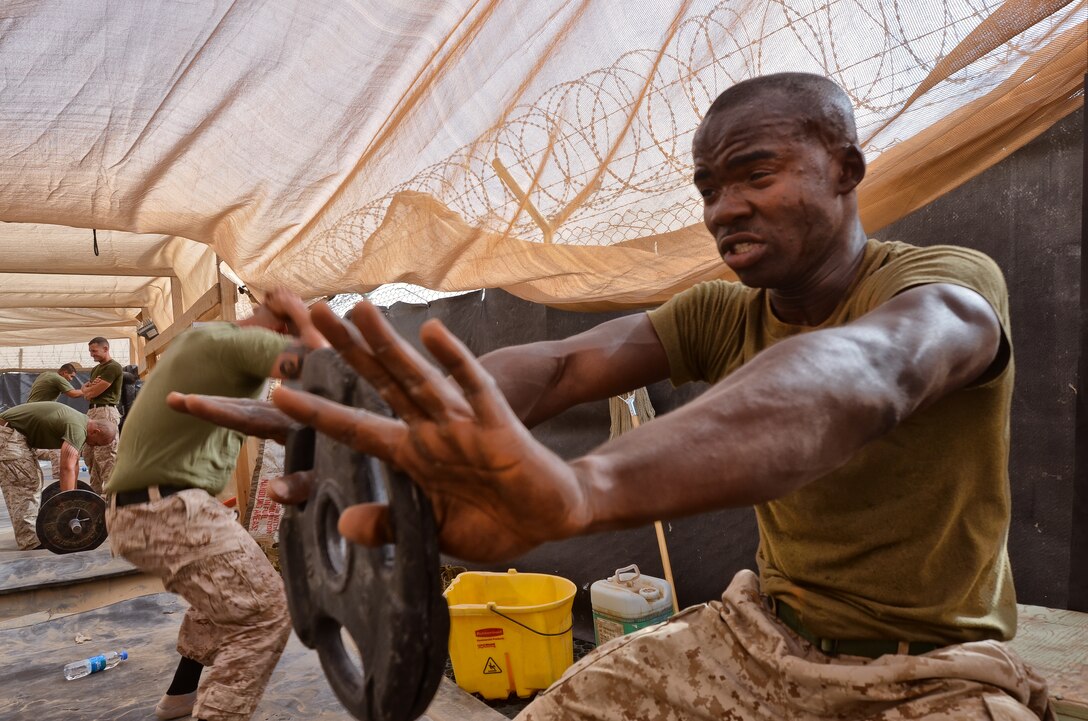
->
xmin=519 ymin=570 xmax=1054 ymax=721
xmin=84 ymin=405 xmax=119 ymax=494
xmin=0 ymin=425 xmax=43 ymax=549
xmin=107 ymin=488 xmax=291 ymax=721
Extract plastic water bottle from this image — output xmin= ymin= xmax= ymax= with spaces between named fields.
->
xmin=63 ymin=650 xmax=128 ymax=680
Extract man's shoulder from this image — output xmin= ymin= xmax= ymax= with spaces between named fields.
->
xmin=95 ymin=359 xmax=124 ymax=379
xmin=869 ymin=238 xmax=1000 ymax=268
xmin=9 ymin=401 xmax=77 ymax=420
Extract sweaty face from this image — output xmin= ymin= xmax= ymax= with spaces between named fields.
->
xmin=88 ymin=343 xmax=107 ymax=362
xmin=692 ymin=107 xmax=846 ymax=290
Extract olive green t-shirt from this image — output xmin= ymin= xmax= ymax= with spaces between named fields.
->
xmin=647 ymin=239 xmax=1016 ymax=644
xmin=106 ymin=324 xmax=289 ymax=495
xmin=89 ymin=359 xmax=124 ymax=406
xmin=0 ymin=402 xmax=88 ymax=450
xmin=27 ymin=371 xmax=75 ymax=403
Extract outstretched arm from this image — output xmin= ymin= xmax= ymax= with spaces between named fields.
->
xmin=167 ymin=287 xmax=328 ymax=432
xmin=166 ymin=394 xmax=296 ymax=444
xmin=272 ymin=284 xmax=1000 ymax=563
xmin=477 ymin=313 xmax=670 ymax=427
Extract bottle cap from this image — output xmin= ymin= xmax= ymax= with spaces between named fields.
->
xmin=120 ymin=650 xmax=129 ymax=660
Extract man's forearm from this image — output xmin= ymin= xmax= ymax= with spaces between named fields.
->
xmin=478 ymin=345 xmax=567 ymax=428
xmin=81 ymin=381 xmax=105 ymax=399
xmin=570 ymin=327 xmax=913 ymax=534
xmin=58 ymin=447 xmax=79 ymax=492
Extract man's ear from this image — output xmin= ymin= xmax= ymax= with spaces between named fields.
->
xmin=836 ymin=143 xmax=866 ymax=194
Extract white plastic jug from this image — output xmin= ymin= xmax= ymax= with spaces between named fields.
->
xmin=590 ymin=564 xmax=674 ymax=646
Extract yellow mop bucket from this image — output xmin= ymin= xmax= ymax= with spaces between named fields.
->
xmin=444 ymin=569 xmax=576 ymax=699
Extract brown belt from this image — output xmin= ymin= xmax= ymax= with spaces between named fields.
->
xmin=774 ymin=600 xmax=942 ymax=659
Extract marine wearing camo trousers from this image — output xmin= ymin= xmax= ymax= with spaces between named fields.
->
xmin=519 ymin=570 xmax=1055 ymax=721
xmin=107 ymin=488 xmax=291 ymax=721
xmin=0 ymin=424 xmax=43 ymax=549
xmin=84 ymin=405 xmax=119 ymax=494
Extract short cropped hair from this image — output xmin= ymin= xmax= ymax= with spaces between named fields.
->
xmin=703 ymin=72 xmax=858 ymax=149
xmin=88 ymin=336 xmax=110 ymax=348
xmin=59 ymin=363 xmax=77 ymax=374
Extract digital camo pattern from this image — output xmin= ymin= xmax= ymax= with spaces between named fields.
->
xmin=108 ymin=488 xmax=291 ymax=721
xmin=0 ymin=424 xmax=43 ymax=549
xmin=519 ymin=570 xmax=1054 ymax=721
xmin=84 ymin=405 xmax=120 ymax=494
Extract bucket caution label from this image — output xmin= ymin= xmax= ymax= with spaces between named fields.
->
xmin=482 ymin=657 xmax=503 ymax=675
xmin=475 ymin=627 xmax=504 ymax=639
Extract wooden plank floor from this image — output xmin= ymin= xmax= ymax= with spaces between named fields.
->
xmin=0 ymin=592 xmax=504 ymax=721
xmin=1010 ymin=604 xmax=1088 ymax=721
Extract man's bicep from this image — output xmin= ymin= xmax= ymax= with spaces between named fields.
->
xmin=855 ymin=283 xmax=1004 ymax=403
xmin=552 ymin=313 xmax=671 ymax=401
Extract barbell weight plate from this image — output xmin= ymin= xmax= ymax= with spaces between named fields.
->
xmin=41 ymin=479 xmax=96 ymax=506
xmin=36 ymin=488 xmax=108 ymax=554
xmin=282 ymin=348 xmax=448 ymax=721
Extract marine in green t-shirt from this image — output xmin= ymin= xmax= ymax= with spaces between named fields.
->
xmin=27 ymin=364 xmax=83 ymax=403
xmin=107 ymin=324 xmax=290 ymax=495
xmin=84 ymin=340 xmax=124 ymax=407
xmin=648 ymin=239 xmax=1015 ymax=644
xmin=0 ymin=401 xmax=116 ymax=490
xmin=0 ymin=402 xmax=88 ymax=450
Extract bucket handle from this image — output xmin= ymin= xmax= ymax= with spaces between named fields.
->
xmin=487 ymin=603 xmax=573 ymax=637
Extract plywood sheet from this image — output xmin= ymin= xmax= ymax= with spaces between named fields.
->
xmin=1011 ymin=604 xmax=1088 ymax=720
xmin=0 ymin=545 xmax=136 ymax=595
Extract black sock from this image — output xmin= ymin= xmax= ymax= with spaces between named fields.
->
xmin=166 ymin=655 xmax=204 ymax=696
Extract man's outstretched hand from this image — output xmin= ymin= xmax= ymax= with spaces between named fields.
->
xmin=271 ymin=301 xmax=594 ymax=564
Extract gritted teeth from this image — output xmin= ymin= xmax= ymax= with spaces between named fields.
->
xmin=730 ymin=242 xmax=755 ymax=254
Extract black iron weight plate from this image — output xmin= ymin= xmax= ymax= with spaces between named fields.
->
xmin=41 ymin=479 xmax=96 ymax=506
xmin=281 ymin=348 xmax=449 ymax=721
xmin=36 ymin=488 xmax=108 ymax=554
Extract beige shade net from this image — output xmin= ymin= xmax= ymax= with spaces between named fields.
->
xmin=0 ymin=224 xmax=217 ymax=350
xmin=0 ymin=0 xmax=1084 ymax=361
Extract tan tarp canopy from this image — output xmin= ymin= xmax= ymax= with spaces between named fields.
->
xmin=0 ymin=0 xmax=1084 ymax=367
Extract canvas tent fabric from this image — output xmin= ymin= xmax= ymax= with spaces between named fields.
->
xmin=0 ymin=0 xmax=1084 ymax=363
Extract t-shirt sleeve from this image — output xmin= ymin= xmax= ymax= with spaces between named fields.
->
xmin=855 ymin=244 xmax=1012 ymax=385
xmin=97 ymin=362 xmax=123 ymax=384
xmin=647 ymin=280 xmax=749 ymax=385
xmin=56 ymin=376 xmax=74 ymax=393
xmin=62 ymin=420 xmax=87 ymax=451
xmin=224 ymin=327 xmax=292 ymax=380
